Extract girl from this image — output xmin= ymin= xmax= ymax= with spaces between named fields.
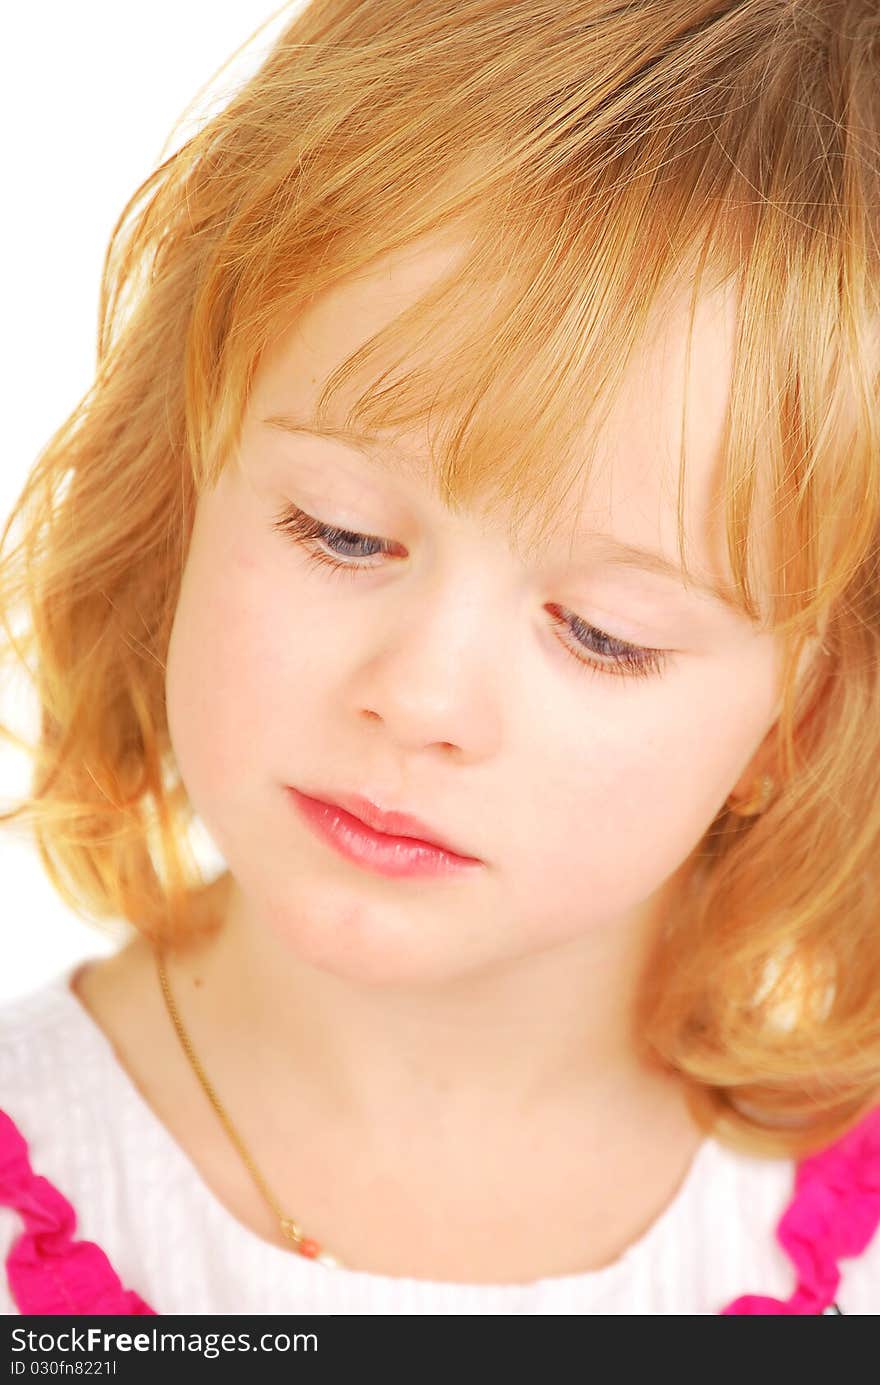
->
xmin=0 ymin=0 xmax=878 ymax=1316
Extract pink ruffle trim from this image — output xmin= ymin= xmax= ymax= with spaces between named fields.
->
xmin=722 ymin=1102 xmax=880 ymax=1313
xmin=1 ymin=1100 xmax=878 ymax=1314
xmin=0 ymin=1108 xmax=156 ymax=1315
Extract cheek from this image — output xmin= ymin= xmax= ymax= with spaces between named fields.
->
xmin=164 ymin=502 xmax=325 ymax=807
xmin=506 ymin=653 xmax=779 ymax=925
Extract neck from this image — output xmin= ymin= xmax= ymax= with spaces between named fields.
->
xmin=155 ymin=870 xmax=700 ymax=1155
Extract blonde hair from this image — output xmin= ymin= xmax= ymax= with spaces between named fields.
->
xmin=1 ymin=0 xmax=879 ymax=1159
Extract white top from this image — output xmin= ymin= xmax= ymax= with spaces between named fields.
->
xmin=0 ymin=955 xmax=876 ymax=1316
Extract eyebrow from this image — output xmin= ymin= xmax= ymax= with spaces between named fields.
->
xmin=262 ymin=413 xmax=753 ymax=620
xmin=263 ymin=414 xmax=419 ymax=475
xmin=581 ymin=538 xmax=752 ymax=618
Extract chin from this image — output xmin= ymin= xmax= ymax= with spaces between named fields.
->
xmin=261 ymin=878 xmax=477 ymax=989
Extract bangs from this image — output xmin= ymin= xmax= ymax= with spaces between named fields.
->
xmin=294 ymin=192 xmax=752 ymax=604
xmin=181 ymin=4 xmax=878 ymax=659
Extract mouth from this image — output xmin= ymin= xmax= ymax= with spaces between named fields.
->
xmin=285 ymin=786 xmax=484 ymax=879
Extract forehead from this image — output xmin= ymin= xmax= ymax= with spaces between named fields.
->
xmin=251 ymin=231 xmax=758 ymax=598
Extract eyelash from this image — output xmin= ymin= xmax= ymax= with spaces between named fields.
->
xmin=271 ymin=504 xmax=672 ymax=682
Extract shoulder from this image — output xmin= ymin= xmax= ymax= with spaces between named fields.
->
xmin=0 ymin=949 xmax=160 ymax=1316
xmin=0 ymin=952 xmax=114 ymax=1070
xmin=691 ymin=1110 xmax=880 ymax=1314
xmin=0 ymin=967 xmax=93 ymax=1315
xmin=840 ymin=1230 xmax=880 ymax=1313
xmin=0 ymin=935 xmax=151 ymax=1099
xmin=822 ymin=1103 xmax=880 ymax=1315
xmin=0 ymin=955 xmax=120 ymax=1176
xmin=0 ymin=945 xmax=150 ymax=1160
xmin=0 ymin=967 xmax=88 ymax=1101
xmin=0 ymin=960 xmax=109 ymax=1192
xmin=736 ymin=1102 xmax=880 ymax=1315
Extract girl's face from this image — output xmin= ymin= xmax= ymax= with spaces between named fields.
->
xmin=165 ymin=232 xmax=786 ymax=987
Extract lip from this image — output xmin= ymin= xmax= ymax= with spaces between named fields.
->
xmin=320 ymin=789 xmax=478 ymax=857
xmin=286 ymin=786 xmax=483 ymax=879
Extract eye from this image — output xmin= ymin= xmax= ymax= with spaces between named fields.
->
xmin=272 ymin=503 xmax=674 ymax=682
xmin=544 ymin=604 xmax=669 ymax=680
xmin=273 ymin=503 xmax=394 ymax=569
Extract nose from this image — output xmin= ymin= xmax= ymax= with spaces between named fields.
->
xmin=348 ymin=573 xmax=504 ymax=758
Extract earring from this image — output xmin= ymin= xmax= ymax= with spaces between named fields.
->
xmin=726 ymin=773 xmax=776 ymax=817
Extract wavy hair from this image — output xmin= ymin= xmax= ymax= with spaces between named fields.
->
xmin=1 ymin=0 xmax=879 ymax=1158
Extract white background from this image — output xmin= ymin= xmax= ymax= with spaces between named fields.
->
xmin=0 ymin=2 xmax=305 ymax=1001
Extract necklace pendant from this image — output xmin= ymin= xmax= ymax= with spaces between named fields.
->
xmin=280 ymin=1217 xmax=304 ymax=1245
xmin=280 ymin=1217 xmax=329 ymax=1262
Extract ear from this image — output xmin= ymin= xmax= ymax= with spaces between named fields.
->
xmin=727 ymin=633 xmax=832 ymax=809
xmin=726 ymin=735 xmax=778 ymax=810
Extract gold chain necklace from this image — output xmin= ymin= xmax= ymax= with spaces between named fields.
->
xmin=154 ymin=943 xmax=342 ymax=1269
